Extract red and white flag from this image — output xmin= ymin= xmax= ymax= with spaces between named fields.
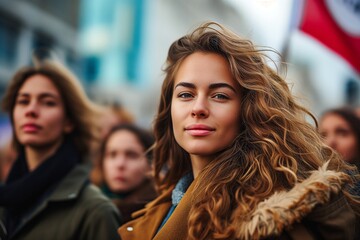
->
xmin=299 ymin=0 xmax=360 ymax=73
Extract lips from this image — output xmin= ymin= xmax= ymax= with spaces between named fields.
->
xmin=115 ymin=177 xmax=127 ymax=182
xmin=185 ymin=124 xmax=215 ymax=136
xmin=22 ymin=123 xmax=41 ymax=133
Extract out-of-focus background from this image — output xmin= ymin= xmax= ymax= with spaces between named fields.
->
xmin=0 ymin=0 xmax=359 ymax=145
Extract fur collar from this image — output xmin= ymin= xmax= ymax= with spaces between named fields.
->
xmin=237 ymin=161 xmax=350 ymax=240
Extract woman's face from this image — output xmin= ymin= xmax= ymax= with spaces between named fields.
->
xmin=319 ymin=113 xmax=358 ymax=163
xmin=103 ymin=129 xmax=150 ymax=193
xmin=13 ymin=74 xmax=73 ymax=150
xmin=171 ymin=52 xmax=241 ymax=163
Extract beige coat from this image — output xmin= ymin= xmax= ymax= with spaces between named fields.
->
xmin=119 ymin=163 xmax=357 ymax=240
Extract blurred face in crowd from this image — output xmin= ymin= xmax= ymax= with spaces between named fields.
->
xmin=171 ymin=52 xmax=241 ymax=167
xmin=13 ymin=74 xmax=73 ymax=151
xmin=103 ymin=129 xmax=150 ymax=193
xmin=319 ymin=113 xmax=358 ymax=163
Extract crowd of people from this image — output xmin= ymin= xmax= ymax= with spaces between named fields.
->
xmin=0 ymin=21 xmax=359 ymax=240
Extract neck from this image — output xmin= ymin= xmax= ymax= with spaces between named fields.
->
xmin=190 ymin=155 xmax=213 ymax=178
xmin=25 ymin=139 xmax=63 ymax=171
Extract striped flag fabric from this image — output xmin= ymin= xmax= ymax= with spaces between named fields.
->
xmin=299 ymin=0 xmax=360 ymax=73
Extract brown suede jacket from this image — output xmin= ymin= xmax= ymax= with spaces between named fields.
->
xmin=119 ymin=162 xmax=358 ymax=240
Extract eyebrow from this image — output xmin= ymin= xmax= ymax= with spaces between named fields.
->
xmin=16 ymin=92 xmax=60 ymax=100
xmin=175 ymin=82 xmax=237 ymax=93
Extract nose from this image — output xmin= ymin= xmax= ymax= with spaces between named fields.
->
xmin=25 ymin=101 xmax=39 ymax=118
xmin=191 ymin=96 xmax=209 ymax=118
xmin=115 ymin=155 xmax=127 ymax=169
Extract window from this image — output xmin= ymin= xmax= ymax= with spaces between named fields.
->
xmin=0 ymin=16 xmax=19 ymax=68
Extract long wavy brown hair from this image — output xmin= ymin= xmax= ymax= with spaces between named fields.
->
xmin=2 ymin=58 xmax=101 ymax=161
xmin=153 ymin=22 xmax=358 ymax=239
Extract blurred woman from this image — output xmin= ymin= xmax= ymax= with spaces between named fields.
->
xmin=319 ymin=107 xmax=360 ymax=168
xmin=0 ymin=56 xmax=121 ymax=240
xmin=119 ymin=22 xmax=358 ymax=240
xmin=319 ymin=107 xmax=360 ymax=196
xmin=91 ymin=124 xmax=157 ymax=224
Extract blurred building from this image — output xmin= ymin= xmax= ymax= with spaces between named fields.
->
xmin=79 ymin=0 xmax=246 ymax=127
xmin=0 ymin=0 xmax=81 ymax=146
xmin=1 ymin=0 xmax=356 ymax=131
xmin=0 ymin=0 xmax=81 ymax=93
xmin=0 ymin=0 xmax=246 ymax=137
xmin=78 ymin=0 xmax=148 ymax=126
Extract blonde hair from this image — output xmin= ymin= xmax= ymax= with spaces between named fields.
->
xmin=2 ymin=59 xmax=101 ymax=160
xmin=153 ymin=21 xmax=357 ymax=239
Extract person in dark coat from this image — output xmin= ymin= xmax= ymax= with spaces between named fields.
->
xmin=0 ymin=52 xmax=122 ymax=240
xmin=319 ymin=107 xmax=360 ymax=236
xmin=91 ymin=123 xmax=157 ymax=224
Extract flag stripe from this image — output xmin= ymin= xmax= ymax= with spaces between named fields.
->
xmin=300 ymin=0 xmax=360 ymax=73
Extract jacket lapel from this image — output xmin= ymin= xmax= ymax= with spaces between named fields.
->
xmin=119 ymin=177 xmax=199 ymax=240
xmin=153 ymin=178 xmax=197 ymax=240
xmin=119 ymin=187 xmax=172 ymax=240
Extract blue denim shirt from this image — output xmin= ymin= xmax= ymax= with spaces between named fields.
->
xmin=157 ymin=172 xmax=194 ymax=232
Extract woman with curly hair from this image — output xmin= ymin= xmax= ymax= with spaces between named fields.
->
xmin=119 ymin=22 xmax=359 ymax=240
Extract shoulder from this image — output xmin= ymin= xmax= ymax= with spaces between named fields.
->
xmin=308 ymin=192 xmax=355 ymax=220
xmin=78 ymin=183 xmax=121 ymax=216
xmin=54 ymin=165 xmax=122 ymax=225
xmin=80 ymin=183 xmax=111 ymax=202
xmin=239 ymin=163 xmax=357 ymax=239
xmin=50 ymin=164 xmax=119 ymax=213
xmin=74 ymin=184 xmax=123 ymax=240
xmin=304 ymin=193 xmax=356 ymax=238
xmin=282 ymin=193 xmax=357 ymax=240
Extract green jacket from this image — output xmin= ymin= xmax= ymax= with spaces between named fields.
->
xmin=1 ymin=165 xmax=122 ymax=240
